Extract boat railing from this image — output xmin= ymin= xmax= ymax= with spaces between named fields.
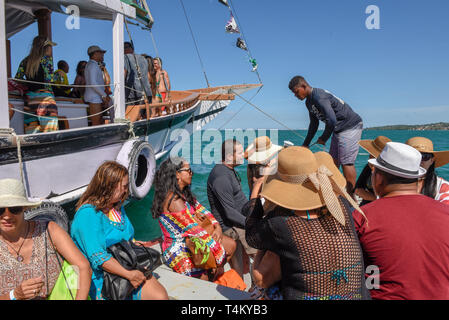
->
xmin=125 ymin=90 xmax=200 ymax=122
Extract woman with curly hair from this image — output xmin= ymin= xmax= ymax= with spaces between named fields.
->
xmin=152 ymin=157 xmax=236 ymax=281
xmin=70 ymin=161 xmax=168 ymax=300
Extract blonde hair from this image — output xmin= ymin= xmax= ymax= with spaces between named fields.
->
xmin=24 ymin=36 xmax=50 ymax=79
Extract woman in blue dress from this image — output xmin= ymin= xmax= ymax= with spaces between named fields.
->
xmin=70 ymin=161 xmax=168 ymax=300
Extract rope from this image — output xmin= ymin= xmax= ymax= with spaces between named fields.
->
xmin=11 ymin=78 xmax=147 ymax=97
xmin=10 ymin=78 xmax=115 ymax=88
xmin=218 ymin=85 xmax=263 ymax=130
xmin=230 ymin=89 xmax=326 ymax=151
xmin=114 ymin=118 xmax=136 ymax=139
xmin=179 ymin=0 xmax=211 ymax=88
xmin=10 ymin=103 xmax=115 ymax=121
xmin=123 ymin=13 xmax=151 ymax=105
xmin=0 ymin=128 xmax=25 ymax=195
xmin=140 ymin=1 xmax=171 ymax=100
xmin=227 ymin=0 xmax=262 ymax=84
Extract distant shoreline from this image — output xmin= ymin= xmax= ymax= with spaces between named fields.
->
xmin=365 ymin=122 xmax=449 ymax=131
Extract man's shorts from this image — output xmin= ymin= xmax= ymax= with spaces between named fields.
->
xmin=329 ymin=121 xmax=363 ymax=166
xmin=223 ymin=227 xmax=258 ymax=256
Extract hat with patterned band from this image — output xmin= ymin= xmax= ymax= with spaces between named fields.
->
xmin=260 ymin=146 xmax=365 ymax=226
xmin=406 ymin=137 xmax=449 ymax=168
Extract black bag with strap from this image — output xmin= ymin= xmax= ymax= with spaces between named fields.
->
xmin=101 ymin=240 xmax=162 ymax=300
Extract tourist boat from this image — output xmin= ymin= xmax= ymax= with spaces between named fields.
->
xmin=0 ymin=0 xmax=261 ymax=207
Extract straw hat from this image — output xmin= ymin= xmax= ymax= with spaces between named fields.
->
xmin=405 ymin=137 xmax=449 ymax=168
xmin=245 ymin=136 xmax=283 ymax=165
xmin=0 ymin=179 xmax=42 ymax=208
xmin=260 ymin=146 xmax=365 ymax=226
xmin=368 ymin=142 xmax=426 ymax=179
xmin=359 ymin=136 xmax=392 ymax=158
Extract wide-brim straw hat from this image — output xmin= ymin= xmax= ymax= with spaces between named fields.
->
xmin=260 ymin=146 xmax=365 ymax=226
xmin=245 ymin=136 xmax=283 ymax=165
xmin=359 ymin=136 xmax=392 ymax=158
xmin=406 ymin=137 xmax=449 ymax=168
xmin=368 ymin=142 xmax=426 ymax=179
xmin=0 ymin=179 xmax=42 ymax=208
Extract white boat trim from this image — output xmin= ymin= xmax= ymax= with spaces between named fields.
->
xmin=0 ymin=0 xmax=9 ymax=129
xmin=90 ymin=0 xmax=136 ymax=19
xmin=113 ymin=12 xmax=126 ymax=120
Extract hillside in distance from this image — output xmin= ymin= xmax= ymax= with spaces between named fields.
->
xmin=366 ymin=122 xmax=449 ymax=131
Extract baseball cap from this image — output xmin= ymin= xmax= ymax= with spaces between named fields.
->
xmin=87 ymin=45 xmax=107 ymax=55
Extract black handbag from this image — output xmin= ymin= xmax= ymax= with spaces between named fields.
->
xmin=101 ymin=240 xmax=162 ymax=300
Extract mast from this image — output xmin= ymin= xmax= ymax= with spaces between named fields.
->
xmin=34 ymin=9 xmax=52 ymax=40
xmin=0 ymin=0 xmax=9 ymax=129
xmin=113 ymin=12 xmax=125 ymax=120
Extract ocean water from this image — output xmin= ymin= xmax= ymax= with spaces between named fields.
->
xmin=127 ymin=129 xmax=449 ymax=241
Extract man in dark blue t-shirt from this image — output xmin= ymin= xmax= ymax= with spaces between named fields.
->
xmin=289 ymin=76 xmax=363 ymax=194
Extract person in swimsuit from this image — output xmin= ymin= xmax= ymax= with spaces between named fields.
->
xmin=153 ymin=57 xmax=170 ymax=114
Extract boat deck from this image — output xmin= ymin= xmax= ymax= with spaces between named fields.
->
xmin=149 ymin=244 xmax=252 ymax=300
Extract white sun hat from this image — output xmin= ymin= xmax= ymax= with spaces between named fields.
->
xmin=368 ymin=142 xmax=427 ymax=179
xmin=0 ymin=179 xmax=42 ymax=208
xmin=245 ymin=136 xmax=283 ymax=165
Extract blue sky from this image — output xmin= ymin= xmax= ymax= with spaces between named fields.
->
xmin=9 ymin=0 xmax=449 ymax=129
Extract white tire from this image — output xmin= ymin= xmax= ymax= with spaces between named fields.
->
xmin=116 ymin=139 xmax=156 ymax=200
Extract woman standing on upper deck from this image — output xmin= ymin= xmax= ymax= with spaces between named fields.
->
xmin=153 ymin=57 xmax=170 ymax=104
xmin=15 ymin=36 xmax=59 ymax=133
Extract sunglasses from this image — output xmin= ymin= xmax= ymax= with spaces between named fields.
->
xmin=178 ymin=168 xmax=193 ymax=175
xmin=0 ymin=206 xmax=24 ymax=215
xmin=421 ymin=152 xmax=434 ymax=162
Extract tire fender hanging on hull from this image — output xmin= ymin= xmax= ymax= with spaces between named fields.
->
xmin=25 ymin=202 xmax=70 ymax=232
xmin=116 ymin=139 xmax=156 ymax=200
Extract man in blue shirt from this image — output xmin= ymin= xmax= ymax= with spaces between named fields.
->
xmin=289 ymin=76 xmax=363 ymax=194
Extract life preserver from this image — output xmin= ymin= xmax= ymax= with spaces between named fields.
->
xmin=25 ymin=202 xmax=70 ymax=232
xmin=116 ymin=139 xmax=156 ymax=200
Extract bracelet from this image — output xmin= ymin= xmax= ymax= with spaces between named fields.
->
xmin=9 ymin=289 xmax=16 ymax=301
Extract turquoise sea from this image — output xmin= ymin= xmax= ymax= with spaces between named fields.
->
xmin=127 ymin=129 xmax=449 ymax=241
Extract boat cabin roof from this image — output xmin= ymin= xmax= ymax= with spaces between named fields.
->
xmin=5 ymin=0 xmax=145 ymax=39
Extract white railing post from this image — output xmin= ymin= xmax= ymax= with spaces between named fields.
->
xmin=0 ymin=0 xmax=9 ymax=128
xmin=113 ymin=12 xmax=125 ymax=120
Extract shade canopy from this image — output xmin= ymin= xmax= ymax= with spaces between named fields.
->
xmin=5 ymin=0 xmax=140 ymax=39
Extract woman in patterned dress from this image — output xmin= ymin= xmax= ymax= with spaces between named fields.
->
xmin=70 ymin=161 xmax=168 ymax=300
xmin=15 ymin=36 xmax=59 ymax=133
xmin=152 ymin=157 xmax=236 ymax=281
xmin=0 ymin=178 xmax=91 ymax=300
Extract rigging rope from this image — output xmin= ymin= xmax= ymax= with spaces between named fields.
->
xmin=218 ymin=85 xmax=263 ymax=130
xmin=9 ymin=104 xmax=116 ymax=122
xmin=230 ymin=89 xmax=326 ymax=151
xmin=0 ymin=128 xmax=25 ymax=193
xmin=227 ymin=0 xmax=262 ymax=84
xmin=179 ymin=0 xmax=211 ymax=88
xmin=121 ymin=1 xmax=152 ymax=119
